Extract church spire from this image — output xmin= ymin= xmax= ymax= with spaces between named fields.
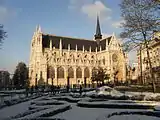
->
xmin=94 ymin=15 xmax=102 ymax=41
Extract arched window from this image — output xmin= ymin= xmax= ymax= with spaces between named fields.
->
xmin=76 ymin=67 xmax=82 ymax=78
xmin=112 ymin=53 xmax=118 ymax=62
xmin=47 ymin=66 xmax=55 ymax=79
xmin=84 ymin=67 xmax=90 ymax=78
xmin=57 ymin=66 xmax=64 ymax=78
xmin=68 ymin=67 xmax=74 ymax=78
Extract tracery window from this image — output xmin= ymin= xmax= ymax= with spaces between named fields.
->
xmin=76 ymin=67 xmax=82 ymax=78
xmin=57 ymin=66 xmax=64 ymax=78
xmin=84 ymin=67 xmax=90 ymax=78
xmin=68 ymin=67 xmax=74 ymax=78
xmin=47 ymin=66 xmax=55 ymax=79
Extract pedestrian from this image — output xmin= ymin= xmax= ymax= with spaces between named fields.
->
xmin=79 ymin=85 xmax=82 ymax=96
xmin=57 ymin=86 xmax=60 ymax=94
xmin=31 ymin=86 xmax=34 ymax=95
xmin=35 ymin=85 xmax=38 ymax=95
xmin=67 ymin=85 xmax=69 ymax=93
xmin=25 ymin=87 xmax=29 ymax=97
xmin=51 ymin=85 xmax=55 ymax=94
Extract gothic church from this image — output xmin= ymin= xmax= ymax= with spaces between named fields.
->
xmin=29 ymin=17 xmax=127 ymax=86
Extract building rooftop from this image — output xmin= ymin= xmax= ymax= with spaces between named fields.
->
xmin=42 ymin=34 xmax=112 ymax=52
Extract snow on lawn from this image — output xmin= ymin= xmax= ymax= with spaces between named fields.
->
xmin=0 ymin=100 xmax=31 ymax=119
xmin=16 ymin=104 xmax=70 ymax=120
xmin=51 ymin=103 xmax=150 ymax=120
xmin=85 ymin=86 xmax=160 ymax=101
xmin=86 ymin=86 xmax=124 ymax=97
xmin=0 ymin=96 xmax=43 ymax=119
xmin=0 ymin=89 xmax=25 ymax=93
xmin=106 ymin=115 xmax=160 ymax=120
xmin=125 ymin=92 xmax=160 ymax=100
xmin=78 ymin=100 xmax=160 ymax=106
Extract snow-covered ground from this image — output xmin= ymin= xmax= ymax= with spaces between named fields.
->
xmin=86 ymin=86 xmax=123 ymax=97
xmin=84 ymin=86 xmax=160 ymax=102
xmin=0 ymin=89 xmax=26 ymax=94
xmin=0 ymin=96 xmax=44 ymax=119
xmin=1 ymin=88 xmax=160 ymax=120
xmin=0 ymin=99 xmax=31 ymax=119
xmin=51 ymin=103 xmax=153 ymax=120
xmin=0 ymin=94 xmax=25 ymax=101
xmin=106 ymin=115 xmax=160 ymax=120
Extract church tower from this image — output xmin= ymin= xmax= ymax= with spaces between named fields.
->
xmin=94 ymin=16 xmax=102 ymax=44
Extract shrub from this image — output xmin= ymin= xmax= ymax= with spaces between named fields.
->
xmin=130 ymin=95 xmax=145 ymax=101
xmin=106 ymin=111 xmax=160 ymax=119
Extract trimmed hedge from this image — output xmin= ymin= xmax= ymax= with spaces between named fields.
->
xmin=89 ymin=94 xmax=130 ymax=100
xmin=53 ymin=97 xmax=80 ymax=103
xmin=30 ymin=118 xmax=65 ymax=120
xmin=17 ymin=105 xmax=71 ymax=119
xmin=39 ymin=105 xmax=71 ymax=117
xmin=106 ymin=111 xmax=160 ymax=119
xmin=30 ymin=101 xmax=64 ymax=106
xmin=1 ymin=95 xmax=41 ymax=110
xmin=130 ymin=95 xmax=145 ymax=101
xmin=77 ymin=101 xmax=154 ymax=109
xmin=11 ymin=107 xmax=47 ymax=119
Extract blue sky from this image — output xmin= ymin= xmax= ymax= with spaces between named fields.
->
xmin=0 ymin=0 xmax=136 ymax=74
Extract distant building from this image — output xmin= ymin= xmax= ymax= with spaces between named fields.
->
xmin=0 ymin=70 xmax=10 ymax=88
xmin=29 ymin=16 xmax=128 ymax=86
xmin=137 ymin=31 xmax=160 ymax=84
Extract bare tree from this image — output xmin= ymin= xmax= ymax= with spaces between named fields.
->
xmin=0 ymin=24 xmax=7 ymax=48
xmin=120 ymin=0 xmax=159 ymax=92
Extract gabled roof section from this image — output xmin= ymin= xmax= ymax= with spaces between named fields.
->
xmin=42 ymin=34 xmax=112 ymax=52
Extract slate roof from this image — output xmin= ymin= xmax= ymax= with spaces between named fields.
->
xmin=42 ymin=34 xmax=112 ymax=52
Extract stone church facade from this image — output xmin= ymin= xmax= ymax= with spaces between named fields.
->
xmin=29 ymin=17 xmax=128 ymax=86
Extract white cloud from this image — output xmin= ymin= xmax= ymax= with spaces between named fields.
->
xmin=0 ymin=6 xmax=9 ymax=22
xmin=68 ymin=0 xmax=94 ymax=10
xmin=112 ymin=19 xmax=125 ymax=28
xmin=68 ymin=0 xmax=126 ymax=29
xmin=68 ymin=0 xmax=112 ymax=22
xmin=81 ymin=1 xmax=112 ymax=21
xmin=102 ymin=33 xmax=112 ymax=39
xmin=0 ymin=5 xmax=19 ymax=23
